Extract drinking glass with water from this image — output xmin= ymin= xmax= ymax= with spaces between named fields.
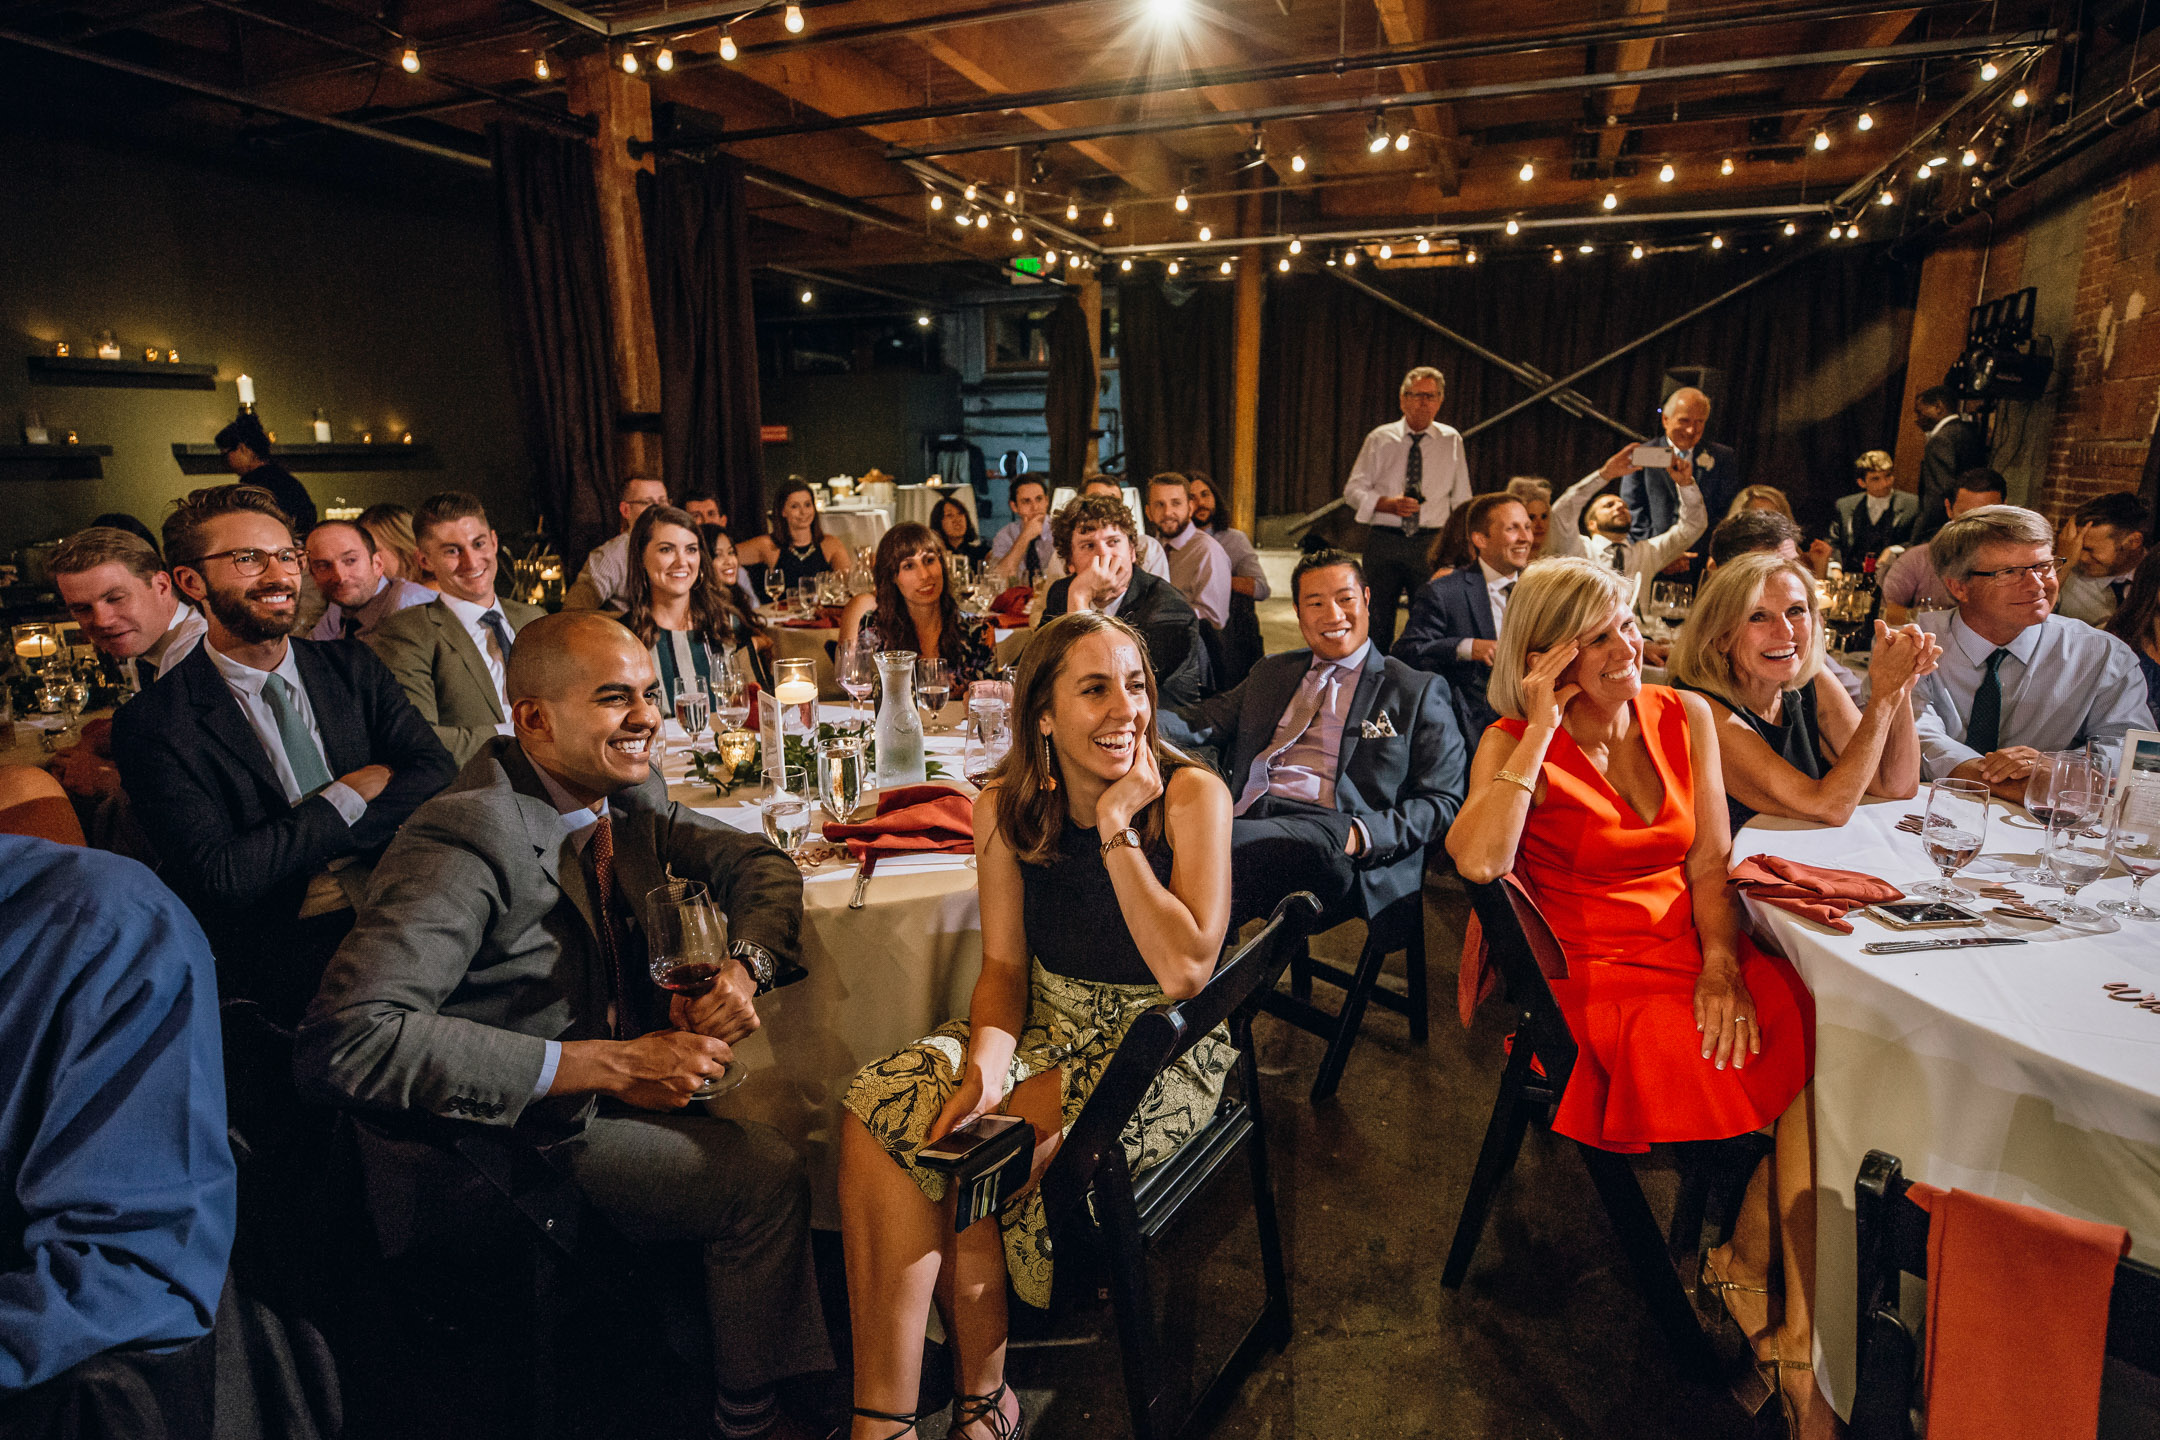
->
xmin=1911 ymin=777 xmax=1989 ymax=900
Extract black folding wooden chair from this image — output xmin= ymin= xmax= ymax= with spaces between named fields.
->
xmin=1444 ymin=877 xmax=1767 ymax=1382
xmin=1036 ymin=891 xmax=1324 ymax=1440
xmin=1850 ymin=1149 xmax=2160 ymax=1439
xmin=1262 ymin=857 xmax=1432 ymax=1103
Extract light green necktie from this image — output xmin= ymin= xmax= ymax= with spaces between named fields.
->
xmin=263 ymin=673 xmax=334 ymax=796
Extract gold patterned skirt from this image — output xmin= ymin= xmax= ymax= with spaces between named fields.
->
xmin=842 ymin=960 xmax=1235 ymax=1309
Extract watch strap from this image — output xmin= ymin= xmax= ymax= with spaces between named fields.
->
xmin=1100 ymin=826 xmax=1142 ymax=857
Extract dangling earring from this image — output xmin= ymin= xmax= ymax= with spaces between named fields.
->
xmin=1041 ymin=732 xmax=1058 ymax=790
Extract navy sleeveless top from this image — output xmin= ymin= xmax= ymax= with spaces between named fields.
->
xmin=1020 ymin=820 xmax=1172 ymax=987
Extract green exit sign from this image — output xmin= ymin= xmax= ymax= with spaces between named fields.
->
xmin=1011 ymin=257 xmax=1044 ymax=275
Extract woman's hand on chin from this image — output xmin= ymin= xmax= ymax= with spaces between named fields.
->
xmin=1098 ymin=740 xmax=1162 ymax=836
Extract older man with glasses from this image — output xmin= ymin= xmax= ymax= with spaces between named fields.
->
xmin=1910 ymin=504 xmax=2155 ymax=800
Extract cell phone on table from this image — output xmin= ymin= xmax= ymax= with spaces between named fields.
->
xmin=1862 ymin=900 xmax=1985 ymax=930
xmin=1631 ymin=444 xmax=1674 ymax=470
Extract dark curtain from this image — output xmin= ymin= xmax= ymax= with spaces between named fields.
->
xmin=642 ymin=155 xmax=766 ymax=533
xmin=1259 ymin=246 xmax=1918 ymax=536
xmin=489 ymin=121 xmax=620 ymax=573
xmin=1043 ymin=295 xmax=1095 ymax=491
xmin=1117 ymin=279 xmax=1237 ymax=483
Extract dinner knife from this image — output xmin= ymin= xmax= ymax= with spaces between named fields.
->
xmin=849 ymin=851 xmax=879 ymax=910
xmin=1860 ymin=936 xmax=2031 ymax=955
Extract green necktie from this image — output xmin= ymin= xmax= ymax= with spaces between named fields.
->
xmin=1965 ymin=647 xmax=2009 ymax=755
xmin=263 ymin=672 xmax=335 ymax=796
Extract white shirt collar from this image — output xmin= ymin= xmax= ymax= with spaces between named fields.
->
xmin=525 ymin=744 xmax=605 ymax=840
xmin=438 ymin=589 xmax=503 ymax=627
xmin=1477 ymin=558 xmax=1515 ymax=590
xmin=1314 ymin=639 xmax=1372 ymax=675
xmin=1947 ymin=610 xmax=2046 ymax=667
xmin=204 ymin=636 xmax=302 ymax=696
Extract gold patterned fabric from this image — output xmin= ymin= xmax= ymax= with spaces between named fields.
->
xmin=842 ymin=960 xmax=1235 ymax=1308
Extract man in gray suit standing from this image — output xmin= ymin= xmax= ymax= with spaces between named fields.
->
xmin=299 ymin=611 xmax=831 ymax=1438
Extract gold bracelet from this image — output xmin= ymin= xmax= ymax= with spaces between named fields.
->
xmin=1494 ymin=768 xmax=1537 ymax=793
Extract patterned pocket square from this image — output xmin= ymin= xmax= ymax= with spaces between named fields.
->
xmin=1360 ymin=713 xmax=1399 ymax=738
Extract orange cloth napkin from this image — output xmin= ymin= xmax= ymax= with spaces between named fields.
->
xmin=1731 ymin=854 xmax=1902 ymax=933
xmin=821 ymin=783 xmax=975 ymax=859
xmin=988 ymin=585 xmax=1034 ymax=628
xmin=1907 ymin=1182 xmax=2130 ymax=1440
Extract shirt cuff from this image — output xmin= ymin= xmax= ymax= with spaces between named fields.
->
xmin=531 ymin=1039 xmax=562 ymax=1100
xmin=321 ymin=781 xmax=368 ymax=827
xmin=1455 ymin=637 xmax=1477 ymax=661
xmin=1351 ymin=818 xmax=1372 ymax=857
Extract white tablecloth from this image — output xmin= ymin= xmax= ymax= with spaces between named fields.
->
xmin=1736 ymin=799 xmax=2160 ymax=1414
xmin=819 ymin=505 xmax=889 ymax=553
xmin=663 ymin=708 xmax=983 ymax=1225
xmin=893 ymin=483 xmax=977 ymax=530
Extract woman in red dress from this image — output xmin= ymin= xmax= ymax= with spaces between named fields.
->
xmin=1448 ymin=554 xmax=1831 ymax=1436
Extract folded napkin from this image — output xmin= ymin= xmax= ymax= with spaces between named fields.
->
xmin=1908 ymin=1182 xmax=2130 ymax=1440
xmin=821 ymin=783 xmax=975 ymax=859
xmin=1731 ymin=854 xmax=1902 ymax=933
xmin=988 ymin=585 xmax=1034 ymax=627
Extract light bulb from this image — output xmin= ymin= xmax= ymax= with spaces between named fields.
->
xmin=1710 ymin=234 xmax=1725 ymax=249
xmin=1004 ymin=189 xmax=1016 ymax=204
xmin=1288 ymin=239 xmax=1301 ymax=254
xmin=783 ymin=3 xmax=804 ymax=33
xmin=1602 ymin=191 xmax=1618 ymax=210
xmin=1631 ymin=244 xmax=1644 ymax=259
xmin=400 ymin=47 xmax=420 ymax=73
xmin=1198 ymin=224 xmax=1211 ymax=241
xmin=1928 ymin=154 xmax=1949 ymax=167
xmin=1721 ymin=156 xmax=1735 ymax=175
xmin=1658 ymin=163 xmax=1674 ymax=183
xmin=963 ymin=184 xmax=977 ymax=201
xmin=1277 ymin=257 xmax=1290 ymax=272
xmin=1369 ymin=132 xmax=1389 ymax=155
xmin=929 ymin=194 xmax=944 ymax=212
xmin=1220 ymin=259 xmax=1233 ymax=274
xmin=975 ymin=212 xmax=988 ymax=229
xmin=958 ymin=210 xmax=973 ymax=227
xmin=1551 ymin=249 xmax=1563 ymax=263
xmin=719 ymin=29 xmax=737 ymax=60
xmin=1011 ymin=224 xmax=1025 ymax=242
xmin=1167 ymin=260 xmax=1180 ymax=275
xmin=1343 ymin=249 xmax=1357 ymax=267
xmin=535 ymin=53 xmax=550 ymax=79
xmin=1174 ymin=190 xmax=1189 ymax=212
xmin=2011 ymin=88 xmax=2029 ymax=107
xmin=1505 ymin=218 xmax=1520 ymax=236
xmin=1814 ymin=129 xmax=1831 ymax=151
xmin=1464 ymin=249 xmax=1478 ymax=264
xmin=1291 ymin=153 xmax=1306 ymax=173
xmin=655 ymin=46 xmax=673 ymax=70
xmin=1416 ymin=235 xmax=1429 ymax=253
xmin=1120 ymin=258 xmax=1132 ymax=271
xmin=1878 ymin=189 xmax=1895 ymax=205
xmin=1981 ymin=60 xmax=1999 ymax=81
xmin=1962 ymin=149 xmax=1979 ymax=167
xmin=1044 ymin=250 xmax=1057 ymax=266
xmin=1829 ymin=224 xmax=1844 ymax=238
xmin=799 ymin=289 xmax=813 ymax=304
xmin=1379 ymin=243 xmax=1392 ymax=259
xmin=1845 ymin=223 xmax=1861 ymax=239
xmin=1394 ymin=131 xmax=1410 ymax=152
xmin=1857 ymin=111 xmax=1874 ymax=131
xmin=1518 ymin=161 xmax=1535 ymax=182
xmin=1916 ymin=166 xmax=1932 ymax=181
xmin=1783 ymin=221 xmax=1797 ymax=236
xmin=1066 ymin=201 xmax=1079 ymax=221
xmin=1102 ymin=209 xmax=1115 ymax=227
xmin=917 ymin=314 xmax=931 ymax=327
xmin=621 ymin=49 xmax=638 ymax=73
xmin=1578 ymin=241 xmax=1593 ymax=254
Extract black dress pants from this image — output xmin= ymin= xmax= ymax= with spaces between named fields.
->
xmin=1362 ymin=525 xmax=1428 ymax=654
xmin=1230 ymin=796 xmax=1363 ymax=931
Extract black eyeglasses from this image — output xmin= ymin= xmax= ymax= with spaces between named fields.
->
xmin=1965 ymin=558 xmax=2063 ymax=585
xmin=195 ymin=546 xmax=303 ymax=577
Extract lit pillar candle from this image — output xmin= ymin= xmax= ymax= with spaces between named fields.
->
xmin=14 ymin=634 xmax=58 ymax=660
xmin=235 ymin=374 xmax=255 ymax=406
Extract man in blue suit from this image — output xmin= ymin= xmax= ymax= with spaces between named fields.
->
xmin=1619 ymin=386 xmax=1739 ymax=540
xmin=1390 ymin=493 xmax=1536 ymax=741
xmin=1161 ymin=549 xmax=1467 ymax=929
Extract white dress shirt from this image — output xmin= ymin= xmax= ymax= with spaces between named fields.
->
xmin=1455 ymin=560 xmax=1517 ymax=661
xmin=1550 ymin=467 xmax=1707 ymax=612
xmin=1160 ymin=524 xmax=1232 ymax=628
xmin=439 ymin=590 xmax=519 ymax=734
xmin=1911 ymin=611 xmax=2157 ymax=776
xmin=1865 ymin=494 xmax=1892 ymax=525
xmin=130 ymin=602 xmax=207 ymax=690
xmin=1344 ymin=419 xmax=1473 ymax=533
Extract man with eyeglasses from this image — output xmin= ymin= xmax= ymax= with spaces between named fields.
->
xmin=1344 ymin=365 xmax=1474 ymax=651
xmin=1910 ymin=504 xmax=2154 ymax=800
xmin=112 ymin=484 xmax=455 ymax=1021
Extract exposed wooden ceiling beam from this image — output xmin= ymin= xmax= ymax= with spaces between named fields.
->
xmin=1593 ymin=0 xmax=1669 ymax=164
xmin=1374 ymin=0 xmax=1458 ymax=196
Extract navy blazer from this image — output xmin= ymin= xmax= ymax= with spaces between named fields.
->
xmin=1621 ymin=441 xmax=1739 ymax=540
xmin=1390 ymin=564 xmax=1502 ymax=740
xmin=1163 ymin=644 xmax=1468 ymax=914
xmin=112 ymin=639 xmax=455 ymax=941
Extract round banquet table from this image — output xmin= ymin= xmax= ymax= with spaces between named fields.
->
xmin=662 ymin=705 xmax=984 ymax=1226
xmin=818 ymin=503 xmax=890 ymax=553
xmin=1735 ymin=798 xmax=2160 ymax=1416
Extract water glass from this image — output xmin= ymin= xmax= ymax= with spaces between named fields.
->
xmin=674 ymin=678 xmax=710 ymax=744
xmin=2101 ymin=780 xmax=2160 ymax=920
xmin=916 ymin=656 xmax=952 ymax=732
xmin=2039 ymin=812 xmax=2114 ymax=922
xmin=2013 ymin=751 xmax=2105 ymax=884
xmin=795 ymin=578 xmax=819 ymax=615
xmin=711 ymin=669 xmax=749 ymax=732
xmin=1911 ymin=777 xmax=1989 ymax=899
xmin=838 ymin=642 xmax=878 ymax=730
xmin=761 ymin=766 xmax=810 ymax=858
xmin=763 ymin=567 xmax=786 ymax=609
xmin=962 ymin=701 xmax=1011 ymax=789
xmin=817 ymin=734 xmax=865 ymax=823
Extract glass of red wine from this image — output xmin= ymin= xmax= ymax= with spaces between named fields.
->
xmin=645 ymin=878 xmax=744 ymax=1099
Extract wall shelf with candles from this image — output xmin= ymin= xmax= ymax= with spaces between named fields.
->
xmin=170 ymin=442 xmax=441 ymax=475
xmin=28 ymin=355 xmax=219 ymax=390
xmin=0 ymin=444 xmax=114 ymax=481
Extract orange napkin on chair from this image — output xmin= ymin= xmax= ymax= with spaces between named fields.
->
xmin=821 ymin=783 xmax=975 ymax=859
xmin=1907 ymin=1182 xmax=2130 ymax=1440
xmin=1731 ymin=854 xmax=1902 ymax=933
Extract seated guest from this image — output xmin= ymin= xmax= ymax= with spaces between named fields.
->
xmin=1881 ymin=469 xmax=2007 ymax=624
xmin=564 ymin=474 xmax=670 ymax=612
xmin=1830 ymin=449 xmax=1919 ymax=572
xmin=737 ymin=477 xmax=853 ymax=593
xmin=1669 ymin=553 xmax=1937 ymax=834
xmin=1725 ymin=483 xmax=1794 ymax=522
xmin=305 ymin=519 xmax=433 ymax=641
xmin=369 ymin=491 xmax=546 ymax=767
xmin=838 ymin=523 xmax=997 ymax=688
xmin=51 ymin=526 xmax=206 ymax=690
xmin=1550 ymin=442 xmax=1708 ymax=661
xmin=358 ymin=502 xmax=430 ymax=590
xmin=1423 ymin=503 xmax=1476 ymax=579
xmin=1145 ymin=473 xmax=1232 ymax=629
xmin=1163 ymin=549 xmax=1465 ymax=928
xmin=113 ymin=484 xmax=454 ymax=1022
xmin=1048 ymin=476 xmax=1170 ymax=581
xmin=1041 ymin=494 xmax=1205 ymax=706
xmin=684 ymin=490 xmax=727 ymax=529
xmin=621 ymin=505 xmax=772 ymax=697
xmin=1394 ymin=493 xmax=1536 ymax=738
xmin=987 ymin=474 xmax=1058 ymax=583
xmin=702 ymin=524 xmax=775 ymax=642
xmin=1911 ymin=504 xmax=2156 ymax=798
xmin=1505 ymin=476 xmax=1553 ymax=555
xmin=932 ymin=495 xmax=991 ymax=567
xmin=838 ymin=611 xmax=1230 ymax=1440
xmin=1446 ymin=556 xmax=1828 ymax=1433
xmin=298 ymin=612 xmax=828 ymax=1439
xmin=1703 ymin=510 xmax=1866 ymax=703
xmin=0 ymin=837 xmax=234 ymax=1428
xmin=215 ymin=412 xmax=316 ymax=534
xmin=2104 ymin=548 xmax=2160 ymax=721
xmin=1187 ymin=471 xmax=1270 ymax=600
xmin=2055 ymin=490 xmax=2151 ymax=625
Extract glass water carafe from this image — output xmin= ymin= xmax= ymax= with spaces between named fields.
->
xmin=874 ymin=649 xmax=926 ymax=789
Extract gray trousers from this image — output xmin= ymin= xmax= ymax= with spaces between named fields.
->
xmin=554 ymin=1109 xmax=834 ymax=1392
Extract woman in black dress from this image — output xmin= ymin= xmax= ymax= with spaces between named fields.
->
xmin=837 ymin=612 xmax=1233 ymax=1440
xmin=837 ymin=522 xmax=997 ymax=688
xmin=933 ymin=495 xmax=991 ymax=566
xmin=1668 ymin=551 xmax=1937 ymax=835
xmin=735 ymin=477 xmax=853 ymax=594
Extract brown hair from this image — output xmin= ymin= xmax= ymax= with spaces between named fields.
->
xmin=768 ymin=477 xmax=825 ymax=547
xmin=162 ymin=484 xmax=294 ymax=572
xmin=1049 ymin=493 xmax=1139 ymax=566
xmin=414 ymin=490 xmax=490 ymax=544
xmin=2105 ymin=547 xmax=2160 ymax=655
xmin=993 ymin=610 xmax=1194 ymax=866
xmin=620 ymin=505 xmax=754 ymax=654
xmin=51 ymin=526 xmax=164 ymax=583
xmin=869 ymin=522 xmax=976 ymax=669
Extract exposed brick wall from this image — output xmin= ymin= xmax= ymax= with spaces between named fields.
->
xmin=2040 ymin=166 xmax=2158 ymax=521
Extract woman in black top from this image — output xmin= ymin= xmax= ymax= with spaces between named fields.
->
xmin=735 ymin=477 xmax=853 ymax=592
xmin=932 ymin=495 xmax=991 ymax=566
xmin=1668 ymin=552 xmax=1938 ymax=836
xmin=836 ymin=522 xmax=997 ymax=687
xmin=837 ymin=612 xmax=1232 ymax=1440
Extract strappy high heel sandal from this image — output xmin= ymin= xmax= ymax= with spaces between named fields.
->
xmin=1697 ymin=1252 xmax=1773 ymax=1340
xmin=1756 ymin=1334 xmax=1813 ymax=1436
xmin=950 ymin=1381 xmax=1027 ymax=1440
xmin=843 ymin=1404 xmax=925 ymax=1440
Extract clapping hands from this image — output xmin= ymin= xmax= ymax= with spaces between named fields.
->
xmin=1865 ymin=620 xmax=1942 ymax=696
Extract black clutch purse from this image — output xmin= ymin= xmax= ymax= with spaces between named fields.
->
xmin=915 ymin=1114 xmax=1034 ymax=1232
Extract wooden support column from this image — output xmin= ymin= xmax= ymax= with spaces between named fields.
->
xmin=1892 ymin=244 xmax=1987 ymax=493
xmin=1230 ymin=184 xmax=1265 ymax=534
xmin=1075 ymin=272 xmax=1103 ymax=477
xmin=566 ymin=54 xmax=662 ymax=482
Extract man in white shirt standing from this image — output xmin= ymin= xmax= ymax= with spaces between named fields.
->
xmin=1145 ymin=472 xmax=1232 ymax=628
xmin=564 ymin=475 xmax=670 ymax=612
xmin=1549 ymin=443 xmax=1708 ymax=661
xmin=1343 ymin=365 xmax=1473 ymax=651
xmin=51 ymin=527 xmax=207 ymax=690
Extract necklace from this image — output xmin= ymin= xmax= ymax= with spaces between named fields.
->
xmin=786 ymin=541 xmax=817 ymax=561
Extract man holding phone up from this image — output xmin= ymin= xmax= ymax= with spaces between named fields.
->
xmin=1549 ymin=443 xmax=1710 ymax=664
xmin=1617 ymin=387 xmax=1739 ymax=541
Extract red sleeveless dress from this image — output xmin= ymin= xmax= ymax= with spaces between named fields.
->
xmin=1493 ymin=686 xmax=1814 ymax=1153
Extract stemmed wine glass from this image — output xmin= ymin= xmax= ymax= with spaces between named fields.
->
xmin=838 ymin=642 xmax=877 ymax=734
xmin=763 ymin=566 xmax=786 ymax=612
xmin=962 ymin=701 xmax=1011 ymax=788
xmin=710 ymin=669 xmax=749 ymax=734
xmin=1910 ymin=777 xmax=1990 ymax=899
xmin=2101 ymin=780 xmax=2160 ymax=920
xmin=817 ymin=734 xmax=864 ymax=825
xmin=644 ymin=879 xmax=744 ymax=1099
xmin=760 ymin=766 xmax=811 ymax=861
xmin=2038 ymin=802 xmax=2115 ymax=923
xmin=673 ymin=677 xmax=710 ymax=748
xmin=916 ymin=656 xmax=952 ymax=733
xmin=2014 ymin=752 xmax=2104 ymax=884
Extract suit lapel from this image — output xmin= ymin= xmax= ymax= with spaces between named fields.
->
xmin=499 ymin=742 xmax=603 ymax=948
xmin=1334 ymin=647 xmax=1387 ymax=785
xmin=179 ymin=647 xmax=287 ymax=803
xmin=434 ymin=601 xmax=505 ymax=723
xmin=1238 ymin=652 xmax=1309 ymax=793
xmin=1461 ymin=567 xmax=1496 ymax=640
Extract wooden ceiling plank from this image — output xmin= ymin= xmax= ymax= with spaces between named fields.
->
xmin=1374 ymin=0 xmax=1458 ymax=196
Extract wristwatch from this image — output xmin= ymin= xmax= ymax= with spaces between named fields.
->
xmin=730 ymin=940 xmax=778 ymax=995
xmin=1100 ymin=826 xmax=1142 ymax=857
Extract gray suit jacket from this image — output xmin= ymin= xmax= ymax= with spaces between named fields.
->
xmin=295 ymin=737 xmax=803 ymax=1137
xmin=367 ymin=595 xmax=546 ymax=767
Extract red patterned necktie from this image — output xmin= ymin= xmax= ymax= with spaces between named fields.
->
xmin=586 ymin=813 xmax=636 ymax=1040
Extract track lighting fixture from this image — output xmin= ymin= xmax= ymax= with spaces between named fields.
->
xmin=1367 ymin=113 xmax=1390 ymax=154
xmin=1393 ymin=131 xmax=1410 ymax=152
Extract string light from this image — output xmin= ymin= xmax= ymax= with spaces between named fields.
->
xmin=655 ymin=46 xmax=673 ymax=70
xmin=1011 ymin=223 xmax=1025 ymax=242
xmin=799 ymin=288 xmax=813 ymax=304
xmin=1658 ymin=163 xmax=1675 ymax=183
xmin=1981 ymin=59 xmax=1999 ymax=81
xmin=1288 ymin=239 xmax=1302 ymax=254
xmin=1784 ymin=221 xmax=1797 ymax=236
xmin=783 ymin=3 xmax=804 ymax=33
xmin=1120 ymin=257 xmax=1133 ymax=271
xmin=1343 ymin=248 xmax=1358 ymax=267
xmin=1550 ymin=249 xmax=1564 ymax=263
xmin=1103 ymin=209 xmax=1115 ymax=227
xmin=1393 ymin=131 xmax=1410 ymax=152
xmin=1830 ymin=223 xmax=1844 ymax=238
xmin=1378 ymin=242 xmax=1392 ymax=258
xmin=621 ymin=49 xmax=639 ymax=73
xmin=1962 ymin=149 xmax=1979 ymax=167
xmin=1197 ymin=224 xmax=1212 ymax=241
xmin=1845 ymin=222 xmax=1862 ymax=240
xmin=2011 ymin=87 xmax=2029 ymax=107
xmin=1857 ymin=111 xmax=1874 ymax=131
xmin=1174 ymin=190 xmax=1189 ymax=212
xmin=1631 ymin=243 xmax=1644 ymax=259
xmin=963 ymin=184 xmax=977 ymax=202
xmin=1066 ymin=201 xmax=1079 ymax=221
xmin=1916 ymin=165 xmax=1933 ymax=181
xmin=1220 ymin=259 xmax=1233 ymax=274
xmin=1602 ymin=191 xmax=1618 ymax=210
xmin=1578 ymin=240 xmax=1594 ymax=254
xmin=400 ymin=47 xmax=420 ymax=73
xmin=1814 ymin=129 xmax=1831 ymax=151
xmin=1415 ymin=235 xmax=1430 ymax=253
xmin=1044 ymin=250 xmax=1057 ymax=267
xmin=1710 ymin=234 xmax=1725 ymax=249
xmin=1004 ymin=189 xmax=1017 ymax=205
xmin=1878 ymin=189 xmax=1895 ymax=206
xmin=719 ymin=28 xmax=737 ymax=60
xmin=1720 ymin=156 xmax=1735 ymax=175
xmin=534 ymin=52 xmax=550 ymax=79
xmin=1167 ymin=259 xmax=1180 ymax=275
xmin=1518 ymin=161 xmax=1535 ymax=182
xmin=1505 ymin=218 xmax=1520 ymax=236
xmin=1464 ymin=248 xmax=1478 ymax=265
xmin=929 ymin=193 xmax=944 ymax=212
xmin=975 ymin=212 xmax=988 ymax=229
xmin=1277 ymin=257 xmax=1290 ymax=272
xmin=1290 ymin=152 xmax=1306 ymax=173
